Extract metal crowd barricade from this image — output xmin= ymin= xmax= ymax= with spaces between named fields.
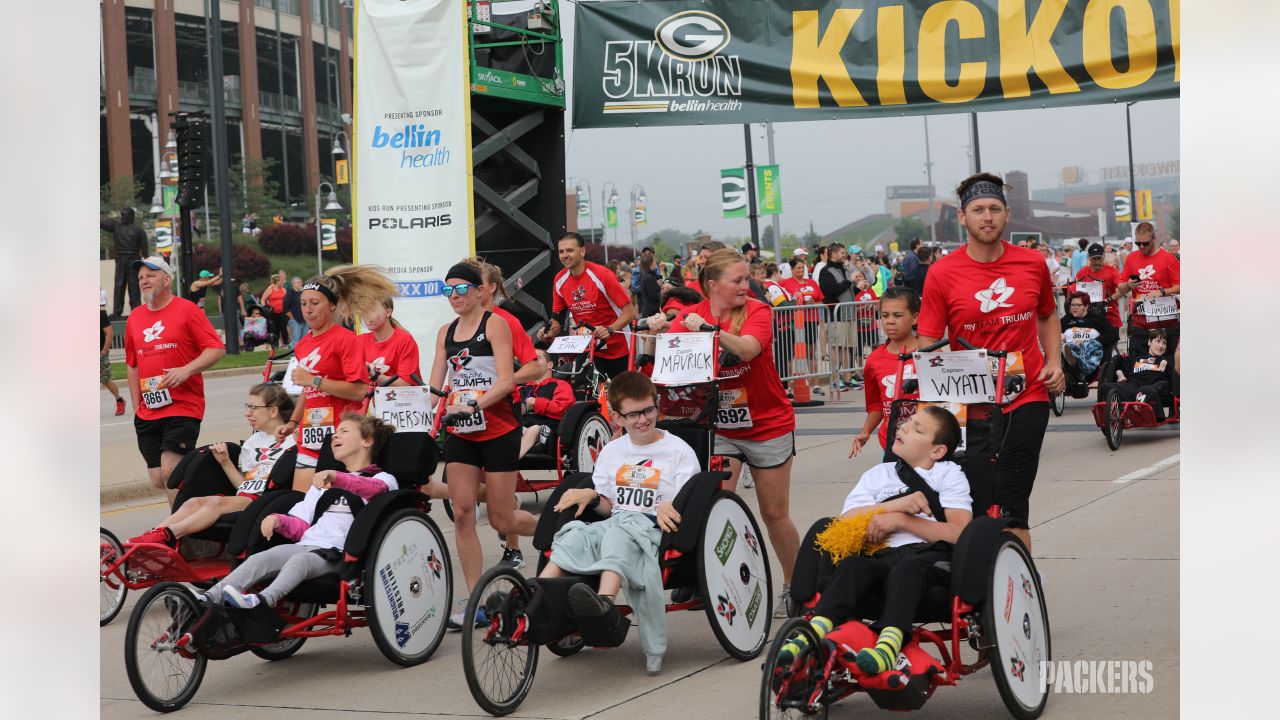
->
xmin=768 ymin=303 xmax=832 ymax=391
xmin=826 ymin=300 xmax=883 ymax=396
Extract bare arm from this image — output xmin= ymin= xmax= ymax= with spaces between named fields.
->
xmin=127 ymin=364 xmax=142 ymax=409
xmin=898 ymin=509 xmax=972 ymax=544
xmin=427 ymin=325 xmax=449 ymax=391
xmin=717 ymin=328 xmax=764 ymax=362
xmin=101 ymin=323 xmax=113 ymax=355
xmin=477 ymin=316 xmax=514 ymax=409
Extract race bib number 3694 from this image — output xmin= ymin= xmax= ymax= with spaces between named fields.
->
xmin=140 ymin=376 xmax=174 ymax=410
xmin=301 ymin=407 xmax=335 ymax=450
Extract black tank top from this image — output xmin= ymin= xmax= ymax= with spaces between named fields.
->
xmin=444 ymin=312 xmax=516 ymax=438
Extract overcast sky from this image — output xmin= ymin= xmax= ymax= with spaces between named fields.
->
xmin=553 ymin=2 xmax=1180 ymax=240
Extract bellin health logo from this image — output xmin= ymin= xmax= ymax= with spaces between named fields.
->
xmin=371 ymin=124 xmax=451 ymax=170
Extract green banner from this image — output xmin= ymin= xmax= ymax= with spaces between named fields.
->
xmin=162 ymin=185 xmax=177 ymax=216
xmin=573 ymin=0 xmax=1179 ymax=129
xmin=721 ymin=168 xmax=747 ymax=218
xmin=606 ymin=205 xmax=619 ymax=228
xmin=577 ymin=190 xmax=590 ymax=217
xmin=321 ymin=218 xmax=338 ymax=251
xmin=756 ymin=164 xmax=781 ymax=215
xmin=634 ymin=205 xmax=648 ymax=225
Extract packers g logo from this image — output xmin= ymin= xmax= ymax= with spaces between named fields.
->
xmin=655 ymin=11 xmax=730 ymax=61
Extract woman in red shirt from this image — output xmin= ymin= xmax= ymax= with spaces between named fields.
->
xmin=259 ymin=272 xmax=288 ymax=350
xmin=645 ymin=249 xmax=801 ymax=610
xmin=276 ymin=265 xmax=394 ymax=490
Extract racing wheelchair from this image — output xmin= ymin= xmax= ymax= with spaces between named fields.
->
xmin=122 ymin=409 xmax=451 ymax=713
xmin=1091 ymin=355 xmax=1180 ymax=451
xmin=761 ymin=339 xmax=1051 ymax=720
xmin=458 ymin=325 xmax=774 ymax=716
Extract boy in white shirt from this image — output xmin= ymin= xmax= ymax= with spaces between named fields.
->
xmin=779 ymin=406 xmax=972 ymax=674
xmin=539 ymin=371 xmax=701 ymax=673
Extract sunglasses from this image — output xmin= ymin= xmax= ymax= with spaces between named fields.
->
xmin=1135 ymin=241 xmax=1152 ymax=247
xmin=617 ymin=405 xmax=658 ymax=422
xmin=441 ymin=283 xmax=477 ymax=297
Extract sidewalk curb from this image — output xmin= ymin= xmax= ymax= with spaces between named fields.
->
xmin=101 ymin=481 xmax=165 ymax=508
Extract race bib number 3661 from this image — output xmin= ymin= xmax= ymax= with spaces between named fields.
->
xmin=140 ymin=376 xmax=174 ymax=410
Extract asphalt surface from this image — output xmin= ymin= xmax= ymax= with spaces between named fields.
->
xmin=100 ymin=382 xmax=1179 ymax=719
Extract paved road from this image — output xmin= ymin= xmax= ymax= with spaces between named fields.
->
xmin=100 ymin=391 xmax=1178 ymax=719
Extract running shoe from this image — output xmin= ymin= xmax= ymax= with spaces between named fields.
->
xmin=222 ymin=585 xmax=261 ymax=609
xmin=670 ymin=586 xmax=699 ymax=604
xmin=567 ymin=583 xmax=619 ymax=623
xmin=774 ymin=584 xmax=794 ymax=619
xmin=500 ymin=545 xmax=526 ymax=570
xmin=741 ymin=466 xmax=755 ymax=488
xmin=447 ymin=599 xmax=489 ymax=631
xmin=128 ymin=527 xmax=176 ymax=548
xmin=115 ymin=397 xmax=126 ymax=416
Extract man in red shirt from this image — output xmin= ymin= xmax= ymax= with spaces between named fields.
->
xmin=125 ymin=256 xmax=226 ymax=502
xmin=538 ymin=232 xmax=637 ymax=378
xmin=1116 ymin=222 xmax=1181 ymax=355
xmin=1073 ymin=243 xmax=1122 ymax=363
xmin=917 ymin=174 xmax=1065 ymax=548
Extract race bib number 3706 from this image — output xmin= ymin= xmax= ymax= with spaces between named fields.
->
xmin=613 ymin=463 xmax=662 ymax=514
xmin=140 ymin=376 xmax=174 ymax=410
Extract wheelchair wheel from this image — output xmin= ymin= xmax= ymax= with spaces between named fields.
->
xmin=546 ymin=632 xmax=585 ymax=657
xmin=124 ymin=582 xmax=207 ymax=713
xmin=249 ymin=602 xmax=316 ymax=661
xmin=364 ymin=508 xmax=453 ymax=667
xmin=101 ymin=527 xmax=128 ymax=626
xmin=760 ymin=617 xmax=829 ymax=720
xmin=565 ymin=409 xmax=611 ymax=474
xmin=1096 ymin=358 xmax=1118 ymax=404
xmin=1104 ymin=389 xmax=1123 ymax=451
xmin=1050 ymin=391 xmax=1065 ymax=417
xmin=984 ymin=535 xmax=1051 ymax=720
xmin=698 ymin=490 xmax=773 ymax=661
xmin=461 ymin=564 xmax=539 ymax=716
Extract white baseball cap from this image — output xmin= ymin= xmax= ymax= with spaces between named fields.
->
xmin=131 ymin=255 xmax=173 ymax=275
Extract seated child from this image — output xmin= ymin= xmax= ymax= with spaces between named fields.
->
xmin=538 ymin=371 xmax=700 ymax=674
xmin=780 ymin=406 xmax=971 ymax=675
xmin=1060 ymin=291 xmax=1109 ymax=381
xmin=518 ymin=349 xmax=575 ymax=458
xmin=1098 ymin=328 xmax=1175 ymax=420
xmin=199 ymin=413 xmax=397 ymax=608
xmin=241 ymin=307 xmax=270 ymax=348
xmin=129 ymin=384 xmax=297 ymax=547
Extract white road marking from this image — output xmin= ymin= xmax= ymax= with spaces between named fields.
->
xmin=1113 ymin=453 xmax=1179 ymax=484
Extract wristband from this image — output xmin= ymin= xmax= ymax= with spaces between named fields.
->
xmin=311 ymin=375 xmax=323 ymax=390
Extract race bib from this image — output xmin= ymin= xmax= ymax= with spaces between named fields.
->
xmin=1132 ymin=358 xmax=1165 ymax=374
xmin=448 ymin=390 xmax=488 ymax=434
xmin=140 ymin=376 xmax=174 ymax=410
xmin=1066 ymin=328 xmax=1097 ymax=345
xmin=716 ymin=388 xmax=753 ymax=429
xmin=1077 ymin=281 xmax=1104 ymax=304
xmin=301 ymin=407 xmax=335 ymax=450
xmin=237 ymin=467 xmax=268 ymax=496
xmin=613 ymin=463 xmax=662 ymax=514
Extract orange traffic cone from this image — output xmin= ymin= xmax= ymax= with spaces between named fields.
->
xmin=791 ymin=304 xmax=824 ymax=407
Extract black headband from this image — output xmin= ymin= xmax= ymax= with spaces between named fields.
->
xmin=301 ymin=281 xmax=339 ymax=304
xmin=960 ymin=180 xmax=1007 ymax=209
xmin=445 ymin=263 xmax=484 ymax=286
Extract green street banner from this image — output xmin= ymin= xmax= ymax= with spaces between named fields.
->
xmin=634 ymin=205 xmax=648 ymax=225
xmin=161 ymin=185 xmax=177 ymax=216
xmin=577 ymin=189 xmax=590 ymax=217
xmin=573 ymin=0 xmax=1179 ymax=129
xmin=721 ymin=168 xmax=747 ymax=218
xmin=607 ymin=205 xmax=619 ymax=228
xmin=321 ymin=218 xmax=338 ymax=251
xmin=354 ymin=0 xmax=474 ymax=375
xmin=756 ymin=164 xmax=781 ymax=215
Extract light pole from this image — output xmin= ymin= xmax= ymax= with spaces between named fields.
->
xmin=1125 ymin=102 xmax=1138 ymax=235
xmin=315 ymin=181 xmax=343 ymax=275
xmin=923 ymin=116 xmax=937 ymax=245
xmin=574 ymin=178 xmax=594 ymax=259
xmin=331 ymin=130 xmax=349 ymax=180
xmin=629 ymin=183 xmax=647 ymax=254
xmin=601 ymin=181 xmax=619 ymax=263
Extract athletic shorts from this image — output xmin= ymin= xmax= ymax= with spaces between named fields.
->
xmin=443 ymin=427 xmax=521 ymax=472
xmin=294 ymin=452 xmax=318 ymax=470
xmin=133 ymin=415 xmax=202 ymax=469
xmin=993 ymin=402 xmax=1050 ymax=523
xmin=714 ymin=431 xmax=796 ymax=470
xmin=99 ymin=352 xmax=112 ymax=384
xmin=594 ymin=354 xmax=630 ymax=379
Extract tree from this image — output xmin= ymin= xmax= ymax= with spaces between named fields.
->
xmin=894 ymin=216 xmax=926 ymax=244
xmin=229 ymin=155 xmax=283 ymax=221
xmin=761 ymin=224 xmax=775 ymax=249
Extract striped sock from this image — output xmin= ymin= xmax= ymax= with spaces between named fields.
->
xmin=776 ymin=616 xmax=834 ymax=664
xmin=855 ymin=626 xmax=904 ymax=674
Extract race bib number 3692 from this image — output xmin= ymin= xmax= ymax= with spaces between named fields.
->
xmin=140 ymin=376 xmax=174 ymax=410
xmin=716 ymin=389 xmax=753 ymax=429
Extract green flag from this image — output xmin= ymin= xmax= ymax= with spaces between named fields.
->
xmin=721 ymin=168 xmax=746 ymax=219
xmin=756 ymin=164 xmax=781 ymax=216
xmin=606 ymin=205 xmax=618 ymax=228
xmin=576 ymin=189 xmax=590 ymax=217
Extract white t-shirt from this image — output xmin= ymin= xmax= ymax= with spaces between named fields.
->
xmin=812 ymin=261 xmax=827 ymax=285
xmin=235 ymin=431 xmax=297 ymax=496
xmin=841 ymin=461 xmax=971 ymax=547
xmin=288 ymin=470 xmax=398 ymax=549
xmin=592 ymin=431 xmax=700 ymax=519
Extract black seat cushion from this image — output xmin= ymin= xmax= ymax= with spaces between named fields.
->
xmin=188 ymin=512 xmax=241 ymax=543
xmin=285 ymin=574 xmax=343 ymax=604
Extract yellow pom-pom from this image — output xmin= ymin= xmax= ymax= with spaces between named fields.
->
xmin=814 ymin=511 xmax=887 ymax=564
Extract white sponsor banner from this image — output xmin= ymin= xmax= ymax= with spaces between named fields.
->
xmin=914 ymin=350 xmax=995 ymax=404
xmin=355 ymin=0 xmax=474 ymax=377
xmin=372 ymin=386 xmax=435 ymax=433
xmin=652 ymin=333 xmax=715 ymax=385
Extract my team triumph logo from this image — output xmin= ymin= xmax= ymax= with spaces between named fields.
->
xmin=299 ymin=348 xmax=322 ymax=372
xmin=369 ymin=356 xmax=390 ymax=375
xmin=449 ymin=348 xmax=473 ymax=372
xmin=975 ymin=278 xmax=1016 ymax=313
xmin=142 ymin=321 xmax=165 ymax=343
xmin=1138 ymin=265 xmax=1156 ymax=280
xmin=572 ymin=286 xmax=586 ymax=302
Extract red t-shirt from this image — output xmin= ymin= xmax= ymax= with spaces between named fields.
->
xmin=263 ymin=285 xmax=284 ymax=314
xmin=1073 ymin=265 xmax=1123 ymax=329
xmin=294 ymin=324 xmax=368 ymax=458
xmin=917 ymin=242 xmax=1056 ymax=411
xmin=861 ymin=344 xmax=918 ymax=449
xmin=780 ymin=277 xmax=821 ymax=305
xmin=125 ymin=297 xmax=224 ymax=421
xmin=552 ymin=261 xmax=632 ymax=359
xmin=672 ymin=298 xmax=795 ymax=442
xmin=1120 ymin=248 xmax=1180 ymax=329
xmin=493 ymin=306 xmax=537 ymax=366
xmin=359 ymin=325 xmax=421 ymax=385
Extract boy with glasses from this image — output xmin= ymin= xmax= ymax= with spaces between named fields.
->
xmin=537 ymin=371 xmax=701 ymax=673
